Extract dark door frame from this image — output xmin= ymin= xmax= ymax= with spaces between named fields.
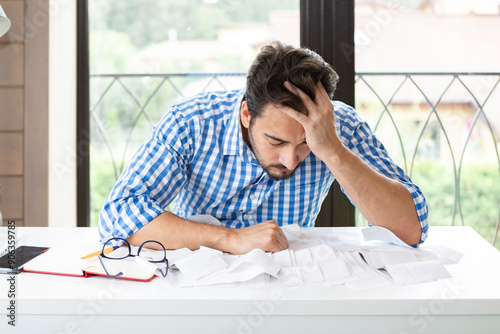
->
xmin=300 ymin=0 xmax=355 ymax=227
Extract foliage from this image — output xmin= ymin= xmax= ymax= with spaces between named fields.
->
xmin=357 ymin=161 xmax=500 ymax=250
xmin=89 ymin=0 xmax=299 ymax=49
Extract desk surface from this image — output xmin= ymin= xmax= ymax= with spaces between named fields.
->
xmin=1 ymin=226 xmax=500 ymax=333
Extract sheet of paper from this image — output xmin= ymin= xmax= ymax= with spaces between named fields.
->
xmin=385 ymin=260 xmax=452 ymax=285
xmin=191 ymin=262 xmax=274 ymax=286
xmin=271 ymin=249 xmax=293 ymax=268
xmin=423 ymin=244 xmax=464 ymax=264
xmin=247 ymin=272 xmax=270 ymax=287
xmin=309 ymin=244 xmax=336 ymax=263
xmin=134 ymin=257 xmax=165 ymax=277
xmin=349 ymin=251 xmax=370 ymax=267
xmin=300 ymin=262 xmax=324 ymax=283
xmin=411 ymin=248 xmax=438 ymax=262
xmin=225 ymin=248 xmax=281 ymax=277
xmin=278 ymin=267 xmax=303 ymax=286
xmin=360 ymin=250 xmax=419 ymax=269
xmin=337 ymin=251 xmax=365 ymax=275
xmin=281 ymin=224 xmax=307 ymax=241
xmin=362 ymin=226 xmax=410 ymax=247
xmin=346 ymin=267 xmax=393 ymax=291
xmin=288 ymin=239 xmax=321 ymax=251
xmin=166 ymin=247 xmax=194 ymax=265
xmin=313 ymin=232 xmax=346 ymax=251
xmin=23 ymin=238 xmax=102 ymax=276
xmin=337 ymin=229 xmax=363 ymax=247
xmin=294 ymin=248 xmax=313 ymax=267
xmin=167 ymin=249 xmax=281 ymax=287
xmin=319 ymin=259 xmax=353 ymax=283
xmin=174 ymin=248 xmax=229 ymax=280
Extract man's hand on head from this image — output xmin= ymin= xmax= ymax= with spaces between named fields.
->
xmin=221 ymin=220 xmax=289 ymax=255
xmin=277 ymin=81 xmax=345 ymax=162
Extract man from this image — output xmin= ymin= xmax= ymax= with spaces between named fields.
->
xmin=98 ymin=42 xmax=428 ymax=254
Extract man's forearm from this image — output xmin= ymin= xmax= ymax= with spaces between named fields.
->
xmin=127 ymin=212 xmax=229 ymax=250
xmin=127 ymin=212 xmax=288 ymax=254
xmin=324 ymin=146 xmax=422 ymax=245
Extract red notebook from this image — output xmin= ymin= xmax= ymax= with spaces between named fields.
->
xmin=23 ymin=238 xmax=156 ymax=282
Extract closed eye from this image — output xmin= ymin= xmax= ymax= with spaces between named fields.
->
xmin=269 ymin=141 xmax=284 ymax=147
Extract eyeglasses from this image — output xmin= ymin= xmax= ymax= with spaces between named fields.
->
xmin=98 ymin=237 xmax=168 ymax=278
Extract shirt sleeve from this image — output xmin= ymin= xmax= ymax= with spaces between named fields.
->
xmin=334 ymin=102 xmax=429 ymax=245
xmin=98 ymin=107 xmax=193 ymax=243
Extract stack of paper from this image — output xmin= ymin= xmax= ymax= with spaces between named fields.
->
xmin=157 ymin=225 xmax=461 ymax=289
xmin=165 ymin=247 xmax=281 ymax=287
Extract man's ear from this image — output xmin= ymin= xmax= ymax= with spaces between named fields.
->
xmin=240 ymin=101 xmax=251 ymax=129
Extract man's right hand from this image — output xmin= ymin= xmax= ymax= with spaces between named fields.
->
xmin=221 ymin=220 xmax=289 ymax=255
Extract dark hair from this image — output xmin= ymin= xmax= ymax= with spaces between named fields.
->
xmin=245 ymin=41 xmax=339 ymax=120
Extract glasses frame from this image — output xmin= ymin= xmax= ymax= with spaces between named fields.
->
xmin=98 ymin=237 xmax=169 ymax=278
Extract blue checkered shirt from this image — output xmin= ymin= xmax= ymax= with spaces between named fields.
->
xmin=98 ymin=89 xmax=429 ymax=245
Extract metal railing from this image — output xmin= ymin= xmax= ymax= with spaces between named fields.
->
xmin=89 ymin=72 xmax=500 ymax=247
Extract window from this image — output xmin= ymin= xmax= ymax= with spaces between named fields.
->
xmin=354 ymin=0 xmax=500 ymax=248
xmin=86 ymin=0 xmax=300 ymax=226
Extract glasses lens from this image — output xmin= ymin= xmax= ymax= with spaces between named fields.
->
xmin=103 ymin=238 xmax=130 ymax=259
xmin=98 ymin=256 xmax=123 ymax=278
xmin=138 ymin=241 xmax=166 ymax=262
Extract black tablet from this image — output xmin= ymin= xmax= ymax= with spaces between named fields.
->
xmin=0 ymin=246 xmax=50 ymax=274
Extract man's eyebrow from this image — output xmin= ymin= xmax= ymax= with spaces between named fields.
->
xmin=264 ymin=133 xmax=288 ymax=143
xmin=264 ymin=133 xmax=306 ymax=144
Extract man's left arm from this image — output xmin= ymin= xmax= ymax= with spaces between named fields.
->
xmin=279 ymin=81 xmax=428 ymax=246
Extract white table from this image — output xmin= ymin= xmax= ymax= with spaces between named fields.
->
xmin=1 ymin=226 xmax=500 ymax=333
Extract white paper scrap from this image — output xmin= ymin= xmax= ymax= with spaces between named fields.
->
xmin=337 ymin=251 xmax=365 ymax=274
xmin=346 ymin=268 xmax=393 ymax=291
xmin=166 ymin=247 xmax=194 ymax=265
xmin=281 ymin=224 xmax=307 ymax=240
xmin=134 ymin=256 xmax=164 ymax=277
xmin=309 ymin=244 xmax=336 ymax=263
xmin=424 ymin=245 xmax=464 ymax=264
xmin=272 ymin=249 xmax=293 ymax=268
xmin=294 ymin=248 xmax=314 ymax=267
xmin=360 ymin=250 xmax=419 ymax=269
xmin=278 ymin=267 xmax=303 ymax=286
xmin=319 ymin=259 xmax=352 ymax=282
xmin=288 ymin=239 xmax=321 ymax=251
xmin=385 ymin=260 xmax=452 ymax=285
xmin=195 ymin=262 xmax=274 ymax=286
xmin=362 ymin=226 xmax=410 ymax=247
xmin=300 ymin=262 xmax=324 ymax=283
xmin=174 ymin=249 xmax=229 ymax=280
xmin=233 ymin=248 xmax=281 ymax=277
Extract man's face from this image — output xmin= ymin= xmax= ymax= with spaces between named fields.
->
xmin=241 ymin=102 xmax=311 ymax=180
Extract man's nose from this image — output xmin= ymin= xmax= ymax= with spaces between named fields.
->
xmin=279 ymin=148 xmax=300 ymax=170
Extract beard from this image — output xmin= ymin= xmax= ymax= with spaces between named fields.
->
xmin=247 ymin=124 xmax=301 ymax=181
xmin=262 ymin=162 xmax=302 ymax=181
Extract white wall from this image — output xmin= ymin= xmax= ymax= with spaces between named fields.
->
xmin=48 ymin=0 xmax=77 ymax=227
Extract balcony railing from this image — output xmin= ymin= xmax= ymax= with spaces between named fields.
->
xmin=89 ymin=72 xmax=500 ymax=248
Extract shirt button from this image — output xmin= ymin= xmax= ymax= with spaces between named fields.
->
xmin=249 ymin=194 xmax=255 ymax=200
xmin=243 ymin=214 xmax=249 ymax=220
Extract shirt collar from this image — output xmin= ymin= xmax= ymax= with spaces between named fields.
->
xmin=222 ymin=89 xmax=259 ymax=165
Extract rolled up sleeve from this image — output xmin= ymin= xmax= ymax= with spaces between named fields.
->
xmin=334 ymin=102 xmax=429 ymax=245
xmin=98 ymin=109 xmax=192 ymax=243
